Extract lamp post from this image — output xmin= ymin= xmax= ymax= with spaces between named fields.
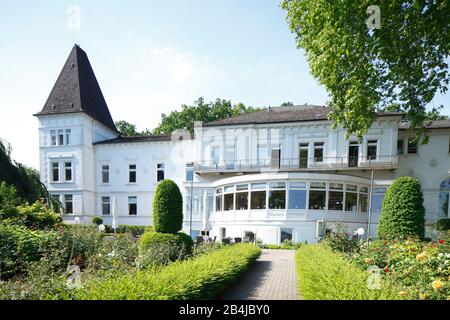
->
xmin=367 ymin=169 xmax=375 ymax=242
xmin=189 ymin=162 xmax=194 ymax=238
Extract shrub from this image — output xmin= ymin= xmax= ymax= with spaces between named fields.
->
xmin=75 ymin=243 xmax=261 ymax=300
xmin=321 ymin=224 xmax=359 ymax=253
xmin=92 ymin=216 xmax=103 ymax=226
xmin=138 ymin=231 xmax=193 ymax=267
xmin=378 ymin=176 xmax=425 ymax=240
xmin=295 ymin=244 xmax=399 ymax=300
xmin=152 ymin=179 xmax=183 ymax=233
xmin=436 ymin=218 xmax=450 ymax=231
xmin=0 ymin=224 xmax=41 ymax=278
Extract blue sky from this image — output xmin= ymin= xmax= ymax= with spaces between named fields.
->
xmin=0 ymin=0 xmax=448 ymax=169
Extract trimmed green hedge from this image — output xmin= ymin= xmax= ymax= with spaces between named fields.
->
xmin=104 ymin=224 xmax=148 ymax=236
xmin=378 ymin=176 xmax=425 ymax=239
xmin=152 ymin=179 xmax=183 ymax=233
xmin=295 ymin=245 xmax=399 ymax=300
xmin=75 ymin=243 xmax=261 ymax=300
xmin=138 ymin=231 xmax=194 ymax=263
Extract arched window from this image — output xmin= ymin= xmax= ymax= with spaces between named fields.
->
xmin=439 ymin=178 xmax=450 ymax=217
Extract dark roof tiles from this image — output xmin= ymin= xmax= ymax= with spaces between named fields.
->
xmin=202 ymin=105 xmax=400 ymax=127
xmin=35 ymin=44 xmax=117 ymax=132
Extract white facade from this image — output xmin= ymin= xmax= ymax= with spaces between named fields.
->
xmin=36 ymin=108 xmax=450 ymax=244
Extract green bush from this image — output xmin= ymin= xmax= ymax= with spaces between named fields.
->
xmin=322 ymin=224 xmax=359 ymax=253
xmin=295 ymin=244 xmax=399 ymax=300
xmin=378 ymin=176 xmax=425 ymax=240
xmin=92 ymin=216 xmax=103 ymax=226
xmin=152 ymin=179 xmax=183 ymax=233
xmin=138 ymin=231 xmax=193 ymax=267
xmin=104 ymin=224 xmax=148 ymax=236
xmin=75 ymin=243 xmax=261 ymax=300
xmin=436 ymin=218 xmax=450 ymax=231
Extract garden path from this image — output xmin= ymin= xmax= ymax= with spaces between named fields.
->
xmin=220 ymin=249 xmax=299 ymax=300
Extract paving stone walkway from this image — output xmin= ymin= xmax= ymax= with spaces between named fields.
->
xmin=220 ymin=249 xmax=299 ymax=300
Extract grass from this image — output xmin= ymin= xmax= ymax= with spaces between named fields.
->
xmin=295 ymin=244 xmax=400 ymax=300
xmin=75 ymin=243 xmax=261 ymax=300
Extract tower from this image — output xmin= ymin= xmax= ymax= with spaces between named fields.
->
xmin=34 ymin=44 xmax=118 ymax=222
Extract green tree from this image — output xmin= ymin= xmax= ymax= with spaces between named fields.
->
xmin=281 ymin=101 xmax=294 ymax=106
xmin=153 ymin=97 xmax=260 ymax=134
xmin=115 ymin=120 xmax=142 ymax=137
xmin=152 ymin=179 xmax=183 ymax=233
xmin=0 ymin=139 xmax=55 ymax=206
xmin=378 ymin=176 xmax=425 ymax=240
xmin=281 ymin=0 xmax=450 ymax=141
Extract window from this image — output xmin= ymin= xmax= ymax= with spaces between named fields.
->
xmin=223 ymin=185 xmax=234 ymax=211
xmin=251 ymin=183 xmax=266 ymax=209
xmin=257 ymin=144 xmax=266 ymax=165
xmin=280 ymin=228 xmax=293 ymax=243
xmin=235 ymin=184 xmax=249 ymax=210
xmin=65 ymin=129 xmax=71 ymax=145
xmin=210 ymin=145 xmax=220 ymax=164
xmin=64 ymin=195 xmax=73 ymax=214
xmin=407 ymin=138 xmax=418 ymax=154
xmin=224 ymin=193 xmax=234 ymax=211
xmin=359 ymin=186 xmax=369 ymax=213
xmin=314 ymin=142 xmax=324 ymax=162
xmin=186 ymin=163 xmax=194 ymax=182
xmin=371 ymin=187 xmax=387 ymax=215
xmin=215 ymin=188 xmax=223 ymax=212
xmin=328 ymin=183 xmax=343 ymax=211
xmin=299 ymin=143 xmax=309 ymax=168
xmin=102 ymin=196 xmax=110 ymax=215
xmin=51 ymin=162 xmax=59 ymax=182
xmin=129 ymin=164 xmax=136 ymax=183
xmin=64 ymin=161 xmax=72 ymax=182
xmin=397 ymin=139 xmax=404 ymax=155
xmin=367 ymin=140 xmax=377 ymax=160
xmin=58 ymin=129 xmax=64 ymax=146
xmin=50 ymin=130 xmax=57 ymax=146
xmin=309 ymin=182 xmax=326 ymax=210
xmin=226 ymin=145 xmax=236 ymax=169
xmin=157 ymin=163 xmax=164 ymax=182
xmin=101 ymin=165 xmax=109 ymax=183
xmin=345 ymin=184 xmax=358 ymax=212
xmin=269 ymin=182 xmax=286 ymax=209
xmin=288 ymin=182 xmax=307 ymax=209
xmin=128 ymin=196 xmax=137 ymax=215
xmin=439 ymin=178 xmax=450 ymax=217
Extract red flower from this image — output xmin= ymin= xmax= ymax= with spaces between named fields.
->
xmin=384 ymin=241 xmax=388 ymax=245
xmin=384 ymin=266 xmax=389 ymax=272
xmin=438 ymin=239 xmax=445 ymax=244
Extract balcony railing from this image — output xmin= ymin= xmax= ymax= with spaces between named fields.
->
xmin=194 ymin=155 xmax=399 ymax=173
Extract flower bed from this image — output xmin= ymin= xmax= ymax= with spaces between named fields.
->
xmin=348 ymin=235 xmax=450 ymax=300
xmin=74 ymin=243 xmax=261 ymax=300
xmin=295 ymin=244 xmax=398 ymax=300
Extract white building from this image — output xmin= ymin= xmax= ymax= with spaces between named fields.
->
xmin=35 ymin=45 xmax=450 ymax=244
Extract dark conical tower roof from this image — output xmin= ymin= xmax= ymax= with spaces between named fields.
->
xmin=35 ymin=44 xmax=117 ymax=132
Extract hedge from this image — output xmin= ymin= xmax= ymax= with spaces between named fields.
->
xmin=138 ymin=231 xmax=194 ymax=262
xmin=295 ymin=245 xmax=399 ymax=300
xmin=378 ymin=176 xmax=425 ymax=240
xmin=152 ymin=179 xmax=183 ymax=233
xmin=75 ymin=243 xmax=261 ymax=300
xmin=436 ymin=218 xmax=450 ymax=231
xmin=104 ymin=224 xmax=148 ymax=236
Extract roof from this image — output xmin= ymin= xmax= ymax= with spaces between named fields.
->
xmin=34 ymin=44 xmax=117 ymax=132
xmin=202 ymin=105 xmax=401 ymax=127
xmin=93 ymin=135 xmax=172 ymax=145
xmin=399 ymin=119 xmax=450 ymax=130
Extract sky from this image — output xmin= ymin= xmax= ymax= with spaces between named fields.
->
xmin=0 ymin=0 xmax=449 ymax=170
